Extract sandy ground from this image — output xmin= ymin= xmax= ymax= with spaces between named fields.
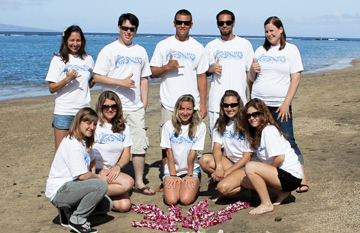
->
xmin=0 ymin=59 xmax=359 ymax=233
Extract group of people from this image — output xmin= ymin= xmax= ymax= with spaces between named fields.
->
xmin=44 ymin=8 xmax=308 ymax=233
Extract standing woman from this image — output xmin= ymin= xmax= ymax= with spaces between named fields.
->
xmin=46 ymin=25 xmax=94 ymax=153
xmin=249 ymin=16 xmax=308 ymax=193
xmin=92 ymin=91 xmax=134 ymax=212
xmin=45 ymin=108 xmax=110 ymax=233
xmin=241 ymin=99 xmax=303 ymax=215
xmin=161 ymin=94 xmax=206 ymax=206
xmin=200 ymin=90 xmax=253 ymax=202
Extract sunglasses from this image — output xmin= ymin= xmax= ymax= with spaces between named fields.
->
xmin=222 ymin=103 xmax=239 ymax=108
xmin=120 ymin=26 xmax=136 ymax=32
xmin=247 ymin=112 xmax=260 ymax=119
xmin=175 ymin=20 xmax=192 ymax=26
xmin=217 ymin=20 xmax=233 ymax=26
xmin=102 ymin=104 xmax=117 ymax=111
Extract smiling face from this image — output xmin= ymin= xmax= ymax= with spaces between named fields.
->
xmin=179 ymin=100 xmax=194 ymax=125
xmin=118 ymin=20 xmax=137 ymax=46
xmin=102 ymin=98 xmax=117 ymax=123
xmin=265 ymin=23 xmax=283 ymax=46
xmin=174 ymin=14 xmax=193 ymax=41
xmin=217 ymin=14 xmax=234 ymax=38
xmin=67 ymin=32 xmax=82 ymax=55
xmin=223 ymin=96 xmax=239 ymax=121
xmin=247 ymin=106 xmax=261 ymax=128
xmin=79 ymin=120 xmax=97 ymax=139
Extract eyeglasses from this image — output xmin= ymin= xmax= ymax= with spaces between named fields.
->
xmin=120 ymin=26 xmax=137 ymax=32
xmin=222 ymin=103 xmax=239 ymax=108
xmin=247 ymin=112 xmax=260 ymax=119
xmin=102 ymin=104 xmax=117 ymax=111
xmin=217 ymin=20 xmax=233 ymax=26
xmin=175 ymin=20 xmax=192 ymax=26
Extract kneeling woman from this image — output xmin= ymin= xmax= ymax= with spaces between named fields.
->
xmin=161 ymin=94 xmax=206 ymax=205
xmin=92 ymin=91 xmax=134 ymax=212
xmin=45 ymin=108 xmax=110 ymax=233
xmin=242 ymin=98 xmax=303 ymax=215
xmin=200 ymin=90 xmax=253 ymax=202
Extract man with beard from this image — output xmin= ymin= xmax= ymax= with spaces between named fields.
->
xmin=205 ymin=10 xmax=254 ymax=137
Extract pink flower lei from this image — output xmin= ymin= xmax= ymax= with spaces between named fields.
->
xmin=131 ymin=200 xmax=250 ymax=232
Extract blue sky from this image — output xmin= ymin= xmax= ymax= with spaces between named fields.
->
xmin=1 ymin=0 xmax=359 ymax=38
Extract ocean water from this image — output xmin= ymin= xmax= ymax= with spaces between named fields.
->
xmin=0 ymin=32 xmax=359 ymax=101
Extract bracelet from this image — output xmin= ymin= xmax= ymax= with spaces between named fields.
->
xmin=115 ymin=164 xmax=122 ymax=169
xmin=187 ymin=174 xmax=193 ymax=177
xmin=170 ymin=175 xmax=177 ymax=177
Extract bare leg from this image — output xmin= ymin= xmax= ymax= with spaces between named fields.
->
xmin=53 ymin=127 xmax=68 ymax=155
xmin=163 ymin=177 xmax=181 ymax=206
xmin=213 ymin=169 xmax=246 ymax=202
xmin=199 ymin=154 xmax=216 ymax=186
xmin=112 ymin=192 xmax=131 ymax=212
xmin=179 ymin=178 xmax=200 ymax=205
xmin=296 ymin=165 xmax=309 ymax=192
xmin=133 ymin=154 xmax=154 ymax=194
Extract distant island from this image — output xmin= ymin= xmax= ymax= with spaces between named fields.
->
xmin=0 ymin=24 xmax=54 ymax=32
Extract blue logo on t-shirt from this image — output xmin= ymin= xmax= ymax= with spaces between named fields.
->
xmin=213 ymin=50 xmax=243 ymax=62
xmin=98 ymin=133 xmax=125 ymax=144
xmin=84 ymin=151 xmax=91 ymax=165
xmin=166 ymin=50 xmax=195 ymax=62
xmin=257 ymin=54 xmax=286 ymax=63
xmin=114 ymin=55 xmax=143 ymax=68
xmin=257 ymin=147 xmax=264 ymax=153
xmin=64 ymin=64 xmax=91 ymax=73
xmin=169 ymin=133 xmax=198 ymax=145
xmin=223 ymin=129 xmax=245 ymax=142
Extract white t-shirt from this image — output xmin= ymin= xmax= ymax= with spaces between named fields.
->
xmin=160 ymin=120 xmax=206 ymax=176
xmin=251 ymin=42 xmax=304 ymax=107
xmin=150 ymin=36 xmax=208 ymax=111
xmin=45 ymin=54 xmax=94 ymax=115
xmin=93 ymin=41 xmax=152 ymax=111
xmin=45 ymin=136 xmax=94 ymax=201
xmin=205 ymin=36 xmax=254 ymax=112
xmin=212 ymin=120 xmax=253 ymax=163
xmin=92 ymin=122 xmax=133 ymax=170
xmin=255 ymin=125 xmax=303 ymax=179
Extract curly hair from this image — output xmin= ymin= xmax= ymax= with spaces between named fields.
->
xmin=263 ymin=16 xmax=287 ymax=51
xmin=56 ymin=25 xmax=87 ymax=63
xmin=241 ymin=98 xmax=283 ymax=149
xmin=172 ymin=94 xmax=201 ymax=139
xmin=96 ymin=91 xmax=126 ymax=133
xmin=214 ymin=90 xmax=244 ymax=137
xmin=66 ymin=107 xmax=98 ymax=152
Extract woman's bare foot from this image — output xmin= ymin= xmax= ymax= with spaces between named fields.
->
xmin=155 ymin=183 xmax=163 ymax=192
xmin=211 ymin=194 xmax=224 ymax=202
xmin=273 ymin=191 xmax=291 ymax=206
xmin=249 ymin=204 xmax=274 ymax=215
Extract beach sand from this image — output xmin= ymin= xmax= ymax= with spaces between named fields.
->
xmin=0 ymin=59 xmax=359 ymax=233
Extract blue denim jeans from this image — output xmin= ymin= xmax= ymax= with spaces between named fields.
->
xmin=268 ymin=106 xmax=304 ymax=165
xmin=52 ymin=114 xmax=75 ymax=130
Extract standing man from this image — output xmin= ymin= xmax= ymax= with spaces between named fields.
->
xmin=150 ymin=9 xmax=208 ymax=191
xmin=93 ymin=13 xmax=155 ymax=195
xmin=205 ymin=10 xmax=254 ymax=137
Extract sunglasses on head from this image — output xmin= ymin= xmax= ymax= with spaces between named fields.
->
xmin=102 ymin=104 xmax=117 ymax=111
xmin=247 ymin=112 xmax=260 ymax=119
xmin=175 ymin=20 xmax=192 ymax=26
xmin=120 ymin=26 xmax=136 ymax=32
xmin=217 ymin=20 xmax=233 ymax=26
xmin=222 ymin=103 xmax=239 ymax=108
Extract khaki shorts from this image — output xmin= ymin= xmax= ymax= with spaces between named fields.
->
xmin=159 ymin=105 xmax=173 ymax=149
xmin=123 ymin=108 xmax=149 ymax=154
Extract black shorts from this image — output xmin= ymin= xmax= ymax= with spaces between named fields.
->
xmin=277 ymin=168 xmax=302 ymax=192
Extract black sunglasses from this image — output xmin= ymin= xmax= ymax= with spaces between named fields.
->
xmin=222 ymin=103 xmax=239 ymax=108
xmin=247 ymin=112 xmax=260 ymax=119
xmin=102 ymin=104 xmax=117 ymax=111
xmin=120 ymin=26 xmax=137 ymax=32
xmin=217 ymin=20 xmax=233 ymax=26
xmin=175 ymin=20 xmax=192 ymax=26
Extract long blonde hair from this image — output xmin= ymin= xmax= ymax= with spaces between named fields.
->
xmin=96 ymin=91 xmax=126 ymax=133
xmin=172 ymin=94 xmax=201 ymax=139
xmin=66 ymin=107 xmax=98 ymax=152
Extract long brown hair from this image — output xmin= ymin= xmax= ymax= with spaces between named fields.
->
xmin=263 ymin=16 xmax=286 ymax=51
xmin=66 ymin=107 xmax=98 ymax=152
xmin=172 ymin=94 xmax=201 ymax=139
xmin=214 ymin=90 xmax=244 ymax=136
xmin=241 ymin=98 xmax=283 ymax=149
xmin=56 ymin=25 xmax=87 ymax=63
xmin=96 ymin=91 xmax=126 ymax=133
